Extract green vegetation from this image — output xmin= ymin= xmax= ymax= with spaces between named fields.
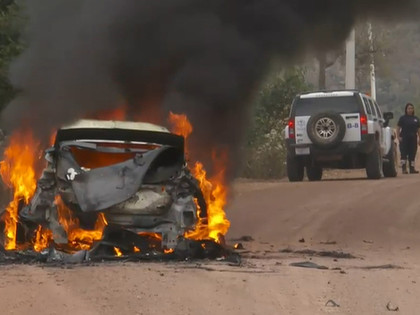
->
xmin=0 ymin=2 xmax=24 ymax=110
xmin=241 ymin=68 xmax=309 ymax=179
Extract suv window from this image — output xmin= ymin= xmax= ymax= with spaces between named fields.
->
xmin=367 ymin=99 xmax=378 ymax=117
xmin=362 ymin=96 xmax=372 ymax=115
xmin=373 ymin=101 xmax=382 ymax=118
xmin=293 ymin=96 xmax=360 ymax=116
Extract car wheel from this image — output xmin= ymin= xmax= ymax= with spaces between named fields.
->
xmin=306 ymin=112 xmax=346 ymax=149
xmin=383 ymin=141 xmax=397 ymax=178
xmin=287 ymin=154 xmax=304 ymax=182
xmin=366 ymin=142 xmax=383 ymax=179
xmin=306 ymin=165 xmax=323 ymax=181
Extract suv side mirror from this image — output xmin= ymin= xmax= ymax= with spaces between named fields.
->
xmin=383 ymin=112 xmax=394 ymax=121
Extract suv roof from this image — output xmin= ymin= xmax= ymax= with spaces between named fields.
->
xmin=298 ymin=90 xmax=361 ymax=99
xmin=291 ymin=90 xmax=369 ymax=116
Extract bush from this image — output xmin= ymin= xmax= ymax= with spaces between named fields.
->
xmin=0 ymin=3 xmax=25 ymax=111
xmin=241 ymin=68 xmax=309 ymax=179
xmin=241 ymin=121 xmax=287 ymax=178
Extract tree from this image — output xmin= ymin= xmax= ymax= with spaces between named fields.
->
xmin=353 ymin=22 xmax=392 ymax=95
xmin=241 ymin=68 xmax=310 ymax=179
xmin=0 ymin=2 xmax=23 ymax=110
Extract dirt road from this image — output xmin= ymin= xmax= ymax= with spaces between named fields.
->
xmin=2 ymin=170 xmax=420 ymax=314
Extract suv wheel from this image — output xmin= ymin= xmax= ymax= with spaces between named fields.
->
xmin=307 ymin=112 xmax=346 ymax=149
xmin=366 ymin=142 xmax=383 ymax=179
xmin=383 ymin=141 xmax=397 ymax=178
xmin=306 ymin=165 xmax=323 ymax=181
xmin=287 ymin=154 xmax=304 ymax=182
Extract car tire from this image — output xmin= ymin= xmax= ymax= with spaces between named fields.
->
xmin=383 ymin=141 xmax=397 ymax=178
xmin=306 ymin=165 xmax=323 ymax=181
xmin=366 ymin=141 xmax=383 ymax=179
xmin=307 ymin=112 xmax=346 ymax=149
xmin=287 ymin=154 xmax=304 ymax=182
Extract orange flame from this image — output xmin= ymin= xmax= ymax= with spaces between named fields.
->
xmin=0 ymin=131 xmax=40 ymax=250
xmin=114 ymin=247 xmax=122 ymax=257
xmin=33 ymin=226 xmax=53 ymax=252
xmin=168 ymin=112 xmax=230 ymax=243
xmin=168 ymin=112 xmax=193 ymax=159
xmin=1 ymin=113 xmax=230 ymax=253
xmin=138 ymin=232 xmax=162 ymax=240
xmin=56 ymin=196 xmax=107 ymax=251
xmin=49 ymin=130 xmax=57 ymax=146
xmin=164 ymin=248 xmax=174 ymax=254
xmin=168 ymin=112 xmax=193 ymax=140
xmin=186 ymin=161 xmax=230 ymax=242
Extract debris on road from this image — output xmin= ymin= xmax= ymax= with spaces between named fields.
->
xmin=325 ymin=299 xmax=340 ymax=307
xmin=320 ymin=241 xmax=337 ymax=245
xmin=386 ymin=301 xmax=399 ymax=312
xmin=280 ymin=247 xmax=293 ymax=253
xmin=360 ymin=264 xmax=402 ymax=270
xmin=280 ymin=248 xmax=356 ymax=259
xmin=289 ymin=261 xmax=328 ymax=270
xmin=234 ymin=243 xmax=244 ymax=250
xmin=0 ymin=234 xmax=241 ymax=265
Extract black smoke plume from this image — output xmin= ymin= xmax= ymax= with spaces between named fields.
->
xmin=2 ymin=0 xmax=419 ymax=175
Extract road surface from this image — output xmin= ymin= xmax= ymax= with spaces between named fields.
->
xmin=1 ymin=169 xmax=420 ymax=314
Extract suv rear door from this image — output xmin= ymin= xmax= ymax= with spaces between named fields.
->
xmin=290 ymin=92 xmax=362 ymax=148
xmin=363 ymin=96 xmax=384 ymax=151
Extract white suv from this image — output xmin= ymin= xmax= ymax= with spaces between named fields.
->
xmin=285 ymin=90 xmax=397 ymax=181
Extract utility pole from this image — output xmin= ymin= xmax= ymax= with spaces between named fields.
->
xmin=345 ymin=28 xmax=356 ymax=90
xmin=368 ymin=23 xmax=377 ymax=100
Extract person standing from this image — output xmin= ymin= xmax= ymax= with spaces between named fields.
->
xmin=397 ymin=103 xmax=420 ymax=174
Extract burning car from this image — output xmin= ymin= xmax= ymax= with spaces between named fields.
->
xmin=20 ymin=119 xmax=208 ymax=251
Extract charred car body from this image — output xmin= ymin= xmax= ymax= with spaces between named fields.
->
xmin=21 ymin=120 xmax=207 ymax=250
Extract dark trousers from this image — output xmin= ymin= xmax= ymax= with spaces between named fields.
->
xmin=400 ymin=136 xmax=417 ymax=162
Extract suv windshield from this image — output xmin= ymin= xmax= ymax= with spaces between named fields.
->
xmin=294 ymin=96 xmax=360 ymax=116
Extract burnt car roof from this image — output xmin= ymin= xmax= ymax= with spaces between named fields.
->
xmin=55 ymin=119 xmax=184 ymax=149
xmin=61 ymin=119 xmax=170 ymax=133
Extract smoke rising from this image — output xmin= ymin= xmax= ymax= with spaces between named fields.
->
xmin=2 ymin=0 xmax=420 ymax=174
